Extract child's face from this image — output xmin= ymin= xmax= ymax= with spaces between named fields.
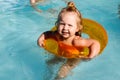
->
xmin=57 ymin=12 xmax=79 ymax=39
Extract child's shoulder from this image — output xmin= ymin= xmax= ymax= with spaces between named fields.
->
xmin=73 ymin=36 xmax=91 ymax=46
xmin=74 ymin=36 xmax=85 ymax=40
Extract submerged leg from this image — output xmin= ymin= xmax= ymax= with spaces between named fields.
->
xmin=46 ymin=56 xmax=65 ymax=65
xmin=55 ymin=58 xmax=81 ymax=80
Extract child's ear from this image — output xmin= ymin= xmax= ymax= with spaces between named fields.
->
xmin=76 ymin=25 xmax=83 ymax=32
xmin=76 ymin=27 xmax=79 ymax=32
xmin=79 ymin=25 xmax=83 ymax=31
xmin=80 ymin=25 xmax=83 ymax=30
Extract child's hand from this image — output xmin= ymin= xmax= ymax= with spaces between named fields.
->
xmin=38 ymin=33 xmax=45 ymax=47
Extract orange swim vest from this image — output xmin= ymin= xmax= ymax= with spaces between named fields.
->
xmin=44 ymin=38 xmax=89 ymax=58
xmin=58 ymin=41 xmax=89 ymax=58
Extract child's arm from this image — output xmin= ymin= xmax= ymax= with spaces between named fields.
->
xmin=73 ymin=38 xmax=100 ymax=59
xmin=87 ymin=39 xmax=100 ymax=58
xmin=30 ymin=0 xmax=36 ymax=5
xmin=30 ymin=0 xmax=42 ymax=12
xmin=37 ymin=31 xmax=55 ymax=47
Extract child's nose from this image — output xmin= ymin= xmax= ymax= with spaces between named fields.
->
xmin=63 ymin=25 xmax=69 ymax=29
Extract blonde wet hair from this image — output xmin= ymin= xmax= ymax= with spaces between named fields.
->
xmin=55 ymin=1 xmax=83 ymax=36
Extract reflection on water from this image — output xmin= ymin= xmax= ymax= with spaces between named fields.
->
xmin=118 ymin=4 xmax=120 ymax=18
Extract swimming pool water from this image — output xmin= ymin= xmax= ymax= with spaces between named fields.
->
xmin=0 ymin=0 xmax=120 ymax=80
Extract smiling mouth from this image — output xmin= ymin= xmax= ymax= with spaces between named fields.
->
xmin=62 ymin=31 xmax=69 ymax=35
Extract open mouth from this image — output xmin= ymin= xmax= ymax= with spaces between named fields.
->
xmin=62 ymin=31 xmax=69 ymax=35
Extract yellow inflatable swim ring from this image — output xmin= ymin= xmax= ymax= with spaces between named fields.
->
xmin=43 ymin=18 xmax=108 ymax=58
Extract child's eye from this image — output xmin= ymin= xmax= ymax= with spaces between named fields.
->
xmin=68 ymin=24 xmax=73 ymax=27
xmin=59 ymin=23 xmax=65 ymax=25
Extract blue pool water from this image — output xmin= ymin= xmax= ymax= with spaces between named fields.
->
xmin=0 ymin=0 xmax=120 ymax=80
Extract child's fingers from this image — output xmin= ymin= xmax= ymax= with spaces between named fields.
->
xmin=39 ymin=41 xmax=45 ymax=47
xmin=78 ymin=55 xmax=88 ymax=59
